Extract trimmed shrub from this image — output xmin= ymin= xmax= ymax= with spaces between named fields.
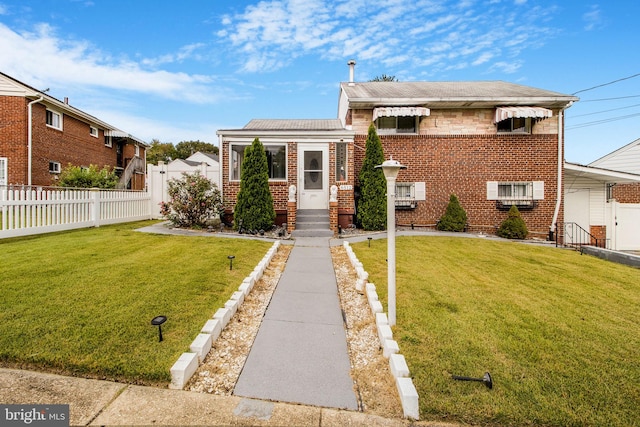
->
xmin=57 ymin=164 xmax=118 ymax=188
xmin=437 ymin=194 xmax=468 ymax=232
xmin=497 ymin=205 xmax=529 ymax=239
xmin=160 ymin=172 xmax=224 ymax=228
xmin=357 ymin=123 xmax=387 ymax=231
xmin=234 ymin=138 xmax=276 ymax=232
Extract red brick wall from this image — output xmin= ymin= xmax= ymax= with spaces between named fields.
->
xmin=0 ymin=96 xmax=29 ymax=184
xmin=613 ymin=182 xmax=640 ymax=203
xmin=353 ymin=133 xmax=563 ymax=238
xmin=1 ymin=99 xmax=145 ymax=188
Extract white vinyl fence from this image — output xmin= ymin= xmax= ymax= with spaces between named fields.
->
xmin=0 ymin=185 xmax=152 ymax=239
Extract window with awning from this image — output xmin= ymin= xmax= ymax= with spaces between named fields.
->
xmin=372 ymin=106 xmax=430 ymax=121
xmin=494 ymin=106 xmax=553 ymax=123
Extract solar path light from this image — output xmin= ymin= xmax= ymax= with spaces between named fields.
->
xmin=228 ymin=255 xmax=235 ymax=270
xmin=452 ymin=372 xmax=493 ymax=389
xmin=151 ymin=315 xmax=167 ymax=342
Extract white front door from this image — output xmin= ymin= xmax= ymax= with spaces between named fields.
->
xmin=564 ymin=189 xmax=590 ymax=244
xmin=298 ymin=144 xmax=329 ymax=210
xmin=0 ymin=157 xmax=6 ymax=186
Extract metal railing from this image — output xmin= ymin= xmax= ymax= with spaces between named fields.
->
xmin=558 ymin=222 xmax=609 ymax=250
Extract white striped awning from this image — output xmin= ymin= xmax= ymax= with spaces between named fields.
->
xmin=494 ymin=106 xmax=553 ymax=123
xmin=373 ymin=106 xmax=430 ymax=121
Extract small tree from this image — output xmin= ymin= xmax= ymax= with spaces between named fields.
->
xmin=146 ymin=139 xmax=178 ymax=164
xmin=57 ymin=164 xmax=118 ymax=188
xmin=160 ymin=172 xmax=223 ymax=228
xmin=357 ymin=123 xmax=387 ymax=231
xmin=437 ymin=194 xmax=468 ymax=232
xmin=234 ymin=138 xmax=275 ymax=232
xmin=497 ymin=205 xmax=529 ymax=239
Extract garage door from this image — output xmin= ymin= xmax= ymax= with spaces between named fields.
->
xmin=615 ymin=203 xmax=640 ymax=251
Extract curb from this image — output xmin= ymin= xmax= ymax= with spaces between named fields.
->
xmin=169 ymin=241 xmax=281 ymax=389
xmin=342 ymin=241 xmax=419 ymax=420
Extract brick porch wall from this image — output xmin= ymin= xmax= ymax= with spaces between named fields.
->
xmin=353 ymin=133 xmax=563 ymax=238
xmin=613 ymin=182 xmax=640 ymax=203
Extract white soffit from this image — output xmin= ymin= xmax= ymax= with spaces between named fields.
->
xmin=372 ymin=106 xmax=430 ymax=121
xmin=494 ymin=106 xmax=553 ymax=123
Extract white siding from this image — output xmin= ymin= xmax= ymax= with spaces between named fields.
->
xmin=564 ymin=175 xmax=607 ymax=225
xmin=590 ymin=140 xmax=640 ymax=174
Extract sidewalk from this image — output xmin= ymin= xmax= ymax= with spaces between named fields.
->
xmin=233 ymin=236 xmax=358 ymax=409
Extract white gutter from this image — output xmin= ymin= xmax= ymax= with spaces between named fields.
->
xmin=550 ymin=108 xmax=566 ymax=237
xmin=27 ymin=96 xmax=44 ymax=186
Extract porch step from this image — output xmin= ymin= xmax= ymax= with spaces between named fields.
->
xmin=292 ymin=209 xmax=333 ymax=237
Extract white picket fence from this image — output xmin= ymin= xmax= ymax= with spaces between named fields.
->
xmin=0 ymin=186 xmax=152 ymax=239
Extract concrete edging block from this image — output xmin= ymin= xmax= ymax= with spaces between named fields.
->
xmin=224 ymin=299 xmax=238 ymax=317
xmin=239 ymin=282 xmax=251 ymax=296
xmin=370 ymin=299 xmax=383 ymax=314
xmin=390 ymin=353 xmax=410 ymax=378
xmin=366 ymin=289 xmax=378 ymax=302
xmin=396 ymin=377 xmax=419 ymax=420
xmin=169 ymin=352 xmax=199 ymax=390
xmin=383 ymin=339 xmax=400 ymax=358
xmin=190 ymin=333 xmax=213 ymax=362
xmin=378 ymin=324 xmax=393 ymax=345
xmin=365 ymin=283 xmax=376 ymax=293
xmin=231 ymin=290 xmax=245 ymax=305
xmin=201 ymin=319 xmax=222 ymax=342
xmin=375 ymin=312 xmax=388 ymax=326
xmin=213 ymin=307 xmax=231 ymax=328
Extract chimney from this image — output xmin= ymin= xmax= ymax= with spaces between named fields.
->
xmin=64 ymin=97 xmax=69 ymax=104
xmin=347 ymin=59 xmax=356 ymax=85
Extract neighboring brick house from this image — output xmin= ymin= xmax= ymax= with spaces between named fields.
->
xmin=589 ymin=138 xmax=640 ymax=203
xmin=217 ymin=64 xmax=578 ymax=238
xmin=0 ymin=72 xmax=147 ymax=190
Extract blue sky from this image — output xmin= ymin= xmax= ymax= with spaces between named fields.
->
xmin=0 ymin=0 xmax=638 ymax=164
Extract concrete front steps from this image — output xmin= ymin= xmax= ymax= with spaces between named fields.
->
xmin=290 ymin=209 xmax=334 ymax=238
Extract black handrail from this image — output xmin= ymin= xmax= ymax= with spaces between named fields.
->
xmin=557 ymin=222 xmax=609 ymax=250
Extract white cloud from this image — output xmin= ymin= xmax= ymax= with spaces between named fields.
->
xmin=583 ymin=5 xmax=602 ymax=31
xmin=217 ymin=0 xmax=559 ymax=75
xmin=0 ymin=23 xmax=225 ymax=104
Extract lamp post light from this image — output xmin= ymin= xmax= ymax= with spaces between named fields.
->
xmin=376 ymin=157 xmax=406 ymax=327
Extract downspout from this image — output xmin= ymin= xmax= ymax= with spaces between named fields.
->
xmin=27 ymin=95 xmax=44 ymax=186
xmin=550 ymin=108 xmax=566 ymax=240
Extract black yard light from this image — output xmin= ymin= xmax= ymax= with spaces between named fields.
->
xmin=151 ymin=315 xmax=167 ymax=342
xmin=367 ymin=237 xmax=372 ymax=247
xmin=452 ymin=372 xmax=493 ymax=389
xmin=228 ymin=255 xmax=235 ymax=270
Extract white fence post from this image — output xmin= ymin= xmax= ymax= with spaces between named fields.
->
xmin=91 ymin=188 xmax=100 ymax=227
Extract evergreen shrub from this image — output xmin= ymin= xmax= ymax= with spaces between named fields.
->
xmin=437 ymin=194 xmax=468 ymax=232
xmin=497 ymin=205 xmax=529 ymax=239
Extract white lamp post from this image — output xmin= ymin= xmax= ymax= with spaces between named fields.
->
xmin=376 ymin=157 xmax=406 ymax=327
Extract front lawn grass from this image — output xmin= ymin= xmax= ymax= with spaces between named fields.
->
xmin=352 ymin=236 xmax=640 ymax=427
xmin=0 ymin=221 xmax=272 ymax=385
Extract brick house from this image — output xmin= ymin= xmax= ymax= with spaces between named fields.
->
xmin=217 ymin=64 xmax=578 ymax=238
xmin=0 ymin=72 xmax=147 ymax=190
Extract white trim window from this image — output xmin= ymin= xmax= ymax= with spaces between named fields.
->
xmin=90 ymin=126 xmax=99 ymax=138
xmin=496 ymin=117 xmax=531 ymax=134
xmin=135 ymin=145 xmax=140 ymax=157
xmin=0 ymin=157 xmax=7 ymax=186
xmin=49 ymin=161 xmax=61 ymax=174
xmin=487 ymin=181 xmax=544 ymax=207
xmin=104 ymin=135 xmax=112 ymax=147
xmin=46 ymin=109 xmax=63 ymax=130
xmin=230 ymin=143 xmax=287 ymax=181
xmin=395 ymin=182 xmax=426 ymax=209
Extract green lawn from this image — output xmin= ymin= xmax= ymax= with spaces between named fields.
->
xmin=352 ymin=236 xmax=640 ymax=427
xmin=0 ymin=221 xmax=272 ymax=385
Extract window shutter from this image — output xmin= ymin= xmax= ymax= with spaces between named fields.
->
xmin=486 ymin=181 xmax=498 ymax=200
xmin=414 ymin=182 xmax=426 ymax=200
xmin=533 ymin=181 xmax=544 ymax=200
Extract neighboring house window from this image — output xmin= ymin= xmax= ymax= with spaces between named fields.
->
xmin=0 ymin=157 xmax=7 ymax=186
xmin=335 ymin=142 xmax=347 ymax=182
xmin=90 ymin=126 xmax=99 ymax=137
xmin=230 ymin=143 xmax=287 ymax=181
xmin=105 ymin=136 xmax=112 ymax=147
xmin=46 ymin=109 xmax=62 ymax=130
xmin=497 ymin=117 xmax=531 ymax=134
xmin=376 ymin=116 xmax=417 ymax=134
xmin=395 ymin=182 xmax=426 ymax=209
xmin=487 ymin=181 xmax=544 ymax=208
xmin=135 ymin=145 xmax=140 ymax=157
xmin=49 ymin=161 xmax=61 ymax=174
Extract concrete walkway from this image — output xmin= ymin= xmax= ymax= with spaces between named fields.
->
xmin=234 ymin=236 xmax=359 ymax=410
